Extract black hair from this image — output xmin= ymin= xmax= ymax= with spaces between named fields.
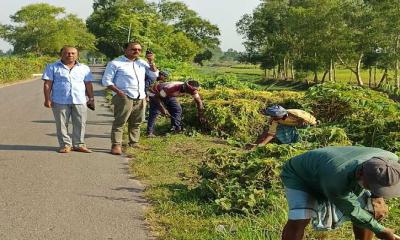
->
xmin=187 ymin=80 xmax=200 ymax=88
xmin=59 ymin=45 xmax=78 ymax=55
xmin=123 ymin=41 xmax=142 ymax=50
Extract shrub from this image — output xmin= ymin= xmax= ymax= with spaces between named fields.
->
xmin=305 ymin=83 xmax=400 ymax=152
xmin=181 ymin=88 xmax=304 ymax=142
xmin=0 ymin=56 xmax=54 ymax=84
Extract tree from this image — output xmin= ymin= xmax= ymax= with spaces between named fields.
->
xmin=87 ymin=0 xmax=218 ymax=61
xmin=1 ymin=3 xmax=95 ymax=56
xmin=194 ymin=49 xmax=212 ymax=66
xmin=159 ymin=1 xmax=221 ymax=49
xmin=220 ymin=48 xmax=240 ymax=62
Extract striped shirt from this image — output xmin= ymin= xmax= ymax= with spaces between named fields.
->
xmin=149 ymin=81 xmax=199 ymax=98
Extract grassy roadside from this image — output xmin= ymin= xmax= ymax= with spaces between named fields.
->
xmin=126 ymin=128 xmax=365 ymax=240
xmin=122 ymin=64 xmax=400 ymax=239
xmin=126 ymin=130 xmax=288 ymax=240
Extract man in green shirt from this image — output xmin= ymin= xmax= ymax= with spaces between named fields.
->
xmin=281 ymin=146 xmax=400 ymax=240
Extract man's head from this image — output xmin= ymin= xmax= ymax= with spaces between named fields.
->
xmin=357 ymin=157 xmax=400 ymax=198
xmin=124 ymin=42 xmax=142 ymax=60
xmin=60 ymin=46 xmax=78 ymax=64
xmin=184 ymin=80 xmax=200 ymax=93
xmin=157 ymin=71 xmax=169 ymax=81
xmin=264 ymin=105 xmax=288 ymax=120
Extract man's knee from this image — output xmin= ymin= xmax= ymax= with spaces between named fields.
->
xmin=282 ymin=219 xmax=310 ymax=240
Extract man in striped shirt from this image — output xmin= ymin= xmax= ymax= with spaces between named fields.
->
xmin=146 ymin=80 xmax=205 ymax=136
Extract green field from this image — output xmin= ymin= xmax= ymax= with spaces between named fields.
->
xmin=123 ymin=64 xmax=400 ymax=239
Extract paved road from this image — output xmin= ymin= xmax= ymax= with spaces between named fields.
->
xmin=0 ymin=66 xmax=151 ymax=240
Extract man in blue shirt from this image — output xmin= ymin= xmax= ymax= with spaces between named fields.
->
xmin=102 ymin=42 xmax=158 ymax=155
xmin=42 ymin=46 xmax=94 ymax=153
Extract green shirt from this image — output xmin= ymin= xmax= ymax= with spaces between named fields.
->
xmin=281 ymin=146 xmax=399 ymax=234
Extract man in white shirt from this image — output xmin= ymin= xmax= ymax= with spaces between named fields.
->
xmin=102 ymin=42 xmax=158 ymax=155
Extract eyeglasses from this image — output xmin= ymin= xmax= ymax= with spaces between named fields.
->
xmin=132 ymin=48 xmax=142 ymax=51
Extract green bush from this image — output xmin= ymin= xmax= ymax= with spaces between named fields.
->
xmin=0 ymin=56 xmax=54 ymax=84
xmin=197 ymin=125 xmax=352 ymax=214
xmin=200 ymin=73 xmax=261 ymax=90
xmin=181 ymin=88 xmax=304 ymax=142
xmin=305 ymin=83 xmax=400 ymax=152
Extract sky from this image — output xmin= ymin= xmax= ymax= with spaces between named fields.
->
xmin=0 ymin=0 xmax=261 ymax=52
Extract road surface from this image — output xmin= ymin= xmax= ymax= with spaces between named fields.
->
xmin=0 ymin=66 xmax=152 ymax=240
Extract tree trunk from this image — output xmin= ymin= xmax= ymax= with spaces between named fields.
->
xmin=313 ymin=70 xmax=319 ymax=83
xmin=396 ymin=59 xmax=399 ymax=88
xmin=321 ymin=70 xmax=329 ymax=83
xmin=329 ymin=59 xmax=333 ymax=82
xmin=283 ymin=57 xmax=287 ymax=79
xmin=377 ymin=68 xmax=388 ymax=88
xmin=333 ymin=61 xmax=336 ymax=82
xmin=291 ymin=63 xmax=295 ymax=81
xmin=374 ymin=66 xmax=377 ymax=87
xmin=278 ymin=64 xmax=282 ymax=79
xmin=355 ymin=54 xmax=363 ymax=86
xmin=337 ymin=54 xmax=364 ymax=86
xmin=368 ymin=67 xmax=372 ymax=88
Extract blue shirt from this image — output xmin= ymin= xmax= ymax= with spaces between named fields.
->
xmin=101 ymin=56 xmax=158 ymax=99
xmin=42 ymin=60 xmax=93 ymax=104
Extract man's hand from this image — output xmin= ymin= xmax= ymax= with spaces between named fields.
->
xmin=160 ymin=107 xmax=170 ymax=117
xmin=163 ymin=111 xmax=171 ymax=118
xmin=44 ymin=99 xmax=52 ymax=108
xmin=244 ymin=143 xmax=257 ymax=150
xmin=197 ymin=112 xmax=206 ymax=124
xmin=146 ymin=52 xmax=155 ymax=63
xmin=87 ymin=99 xmax=95 ymax=111
xmin=116 ymin=90 xmax=126 ymax=97
xmin=376 ymin=228 xmax=396 ymax=240
xmin=372 ymin=197 xmax=388 ymax=221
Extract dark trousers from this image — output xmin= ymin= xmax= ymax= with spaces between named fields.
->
xmin=146 ymin=96 xmax=182 ymax=134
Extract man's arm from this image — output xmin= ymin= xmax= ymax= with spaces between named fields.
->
xmin=154 ymin=94 xmax=170 ymax=116
xmin=331 ymin=194 xmax=396 ymax=238
xmin=85 ymin=81 xmax=95 ymax=109
xmin=146 ymin=52 xmax=158 ymax=73
xmin=106 ymin=85 xmax=125 ymax=97
xmin=255 ymin=130 xmax=275 ymax=146
xmin=193 ymin=94 xmax=205 ymax=123
xmin=245 ymin=120 xmax=277 ymax=149
xmin=101 ymin=62 xmax=126 ymax=96
xmin=43 ymin=80 xmax=53 ymax=108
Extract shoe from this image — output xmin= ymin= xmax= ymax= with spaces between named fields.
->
xmin=111 ymin=144 xmax=122 ymax=155
xmin=170 ymin=127 xmax=183 ymax=134
xmin=59 ymin=146 xmax=72 ymax=153
xmin=128 ymin=143 xmax=149 ymax=150
xmin=73 ymin=146 xmax=93 ymax=153
xmin=147 ymin=133 xmax=156 ymax=138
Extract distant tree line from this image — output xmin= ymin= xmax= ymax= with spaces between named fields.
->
xmin=237 ymin=0 xmax=400 ymax=88
xmin=0 ymin=0 xmax=222 ymax=63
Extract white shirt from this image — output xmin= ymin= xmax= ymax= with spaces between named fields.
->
xmin=101 ymin=56 xmax=158 ymax=99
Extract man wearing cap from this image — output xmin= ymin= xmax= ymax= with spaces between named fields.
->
xmin=246 ymin=105 xmax=316 ymax=149
xmin=281 ymin=146 xmax=400 ymax=240
xmin=146 ymin=80 xmax=205 ymax=136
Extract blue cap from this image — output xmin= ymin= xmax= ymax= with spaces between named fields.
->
xmin=264 ymin=105 xmax=287 ymax=117
xmin=159 ymin=71 xmax=169 ymax=78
